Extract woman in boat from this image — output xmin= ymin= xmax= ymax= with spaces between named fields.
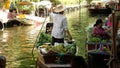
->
xmin=92 ymin=19 xmax=111 ymax=40
xmin=7 ymin=9 xmax=22 ymax=27
xmin=49 ymin=3 xmax=72 ymax=45
xmin=7 ymin=9 xmax=15 ymax=20
xmin=107 ymin=14 xmax=112 ymax=28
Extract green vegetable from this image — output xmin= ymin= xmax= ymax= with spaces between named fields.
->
xmin=36 ymin=32 xmax=52 ymax=47
xmin=46 ymin=44 xmax=67 ymax=54
xmin=45 ymin=43 xmax=76 ymax=55
xmin=101 ymin=39 xmax=108 ymax=43
xmin=65 ymin=42 xmax=76 ymax=55
xmin=88 ymin=37 xmax=101 ymax=42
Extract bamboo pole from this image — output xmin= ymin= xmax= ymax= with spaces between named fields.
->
xmin=109 ymin=11 xmax=118 ymax=68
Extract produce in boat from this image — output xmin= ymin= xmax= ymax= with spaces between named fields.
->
xmin=36 ymin=32 xmax=52 ymax=47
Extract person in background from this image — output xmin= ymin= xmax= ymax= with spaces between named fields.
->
xmin=7 ymin=9 xmax=22 ymax=27
xmin=105 ymin=4 xmax=112 ymax=15
xmin=0 ymin=55 xmax=6 ymax=68
xmin=0 ymin=7 xmax=7 ymax=29
xmin=7 ymin=8 xmax=17 ymax=20
xmin=12 ymin=9 xmax=17 ymax=18
xmin=0 ymin=7 xmax=4 ymax=25
xmin=92 ymin=19 xmax=111 ymax=40
xmin=117 ymin=3 xmax=120 ymax=10
xmin=0 ymin=18 xmax=3 ymax=29
xmin=97 ymin=3 xmax=102 ymax=8
xmin=70 ymin=56 xmax=87 ymax=68
xmin=107 ymin=14 xmax=112 ymax=28
xmin=7 ymin=9 xmax=14 ymax=20
xmin=49 ymin=3 xmax=72 ymax=45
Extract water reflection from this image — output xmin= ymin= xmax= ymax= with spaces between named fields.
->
xmin=0 ymin=23 xmax=41 ymax=68
xmin=2 ymin=31 xmax=8 ymax=42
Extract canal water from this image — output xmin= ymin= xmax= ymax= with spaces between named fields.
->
xmin=0 ymin=21 xmax=41 ymax=68
xmin=0 ymin=7 xmax=108 ymax=68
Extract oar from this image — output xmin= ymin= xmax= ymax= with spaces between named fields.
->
xmin=31 ymin=16 xmax=48 ymax=61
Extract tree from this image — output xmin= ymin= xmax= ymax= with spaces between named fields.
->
xmin=50 ymin=0 xmax=61 ymax=5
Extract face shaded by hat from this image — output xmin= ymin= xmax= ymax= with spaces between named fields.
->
xmin=54 ymin=4 xmax=66 ymax=13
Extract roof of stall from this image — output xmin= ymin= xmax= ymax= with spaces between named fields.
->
xmin=18 ymin=1 xmax=33 ymax=5
xmin=32 ymin=1 xmax=51 ymax=9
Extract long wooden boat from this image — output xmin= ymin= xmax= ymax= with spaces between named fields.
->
xmin=88 ymin=8 xmax=112 ymax=16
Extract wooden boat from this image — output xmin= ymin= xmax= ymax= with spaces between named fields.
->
xmin=35 ymin=23 xmax=76 ymax=68
xmin=85 ymin=14 xmax=120 ymax=67
xmin=85 ymin=25 xmax=112 ymax=68
xmin=88 ymin=7 xmax=112 ymax=16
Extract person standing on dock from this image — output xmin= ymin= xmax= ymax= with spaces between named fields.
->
xmin=49 ymin=3 xmax=72 ymax=45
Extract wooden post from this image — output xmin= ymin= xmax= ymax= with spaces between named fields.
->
xmin=109 ymin=11 xmax=118 ymax=68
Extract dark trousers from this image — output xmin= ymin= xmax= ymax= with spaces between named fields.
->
xmin=52 ymin=36 xmax=64 ymax=45
xmin=0 ymin=21 xmax=3 ymax=29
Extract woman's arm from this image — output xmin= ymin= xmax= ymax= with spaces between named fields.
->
xmin=105 ymin=27 xmax=112 ymax=33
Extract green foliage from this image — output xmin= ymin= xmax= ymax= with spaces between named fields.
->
xmin=88 ymin=37 xmax=101 ymax=42
xmin=46 ymin=44 xmax=66 ymax=54
xmin=50 ymin=0 xmax=61 ymax=5
xmin=46 ymin=45 xmax=53 ymax=51
xmin=86 ymin=26 xmax=93 ymax=34
xmin=61 ymin=0 xmax=79 ymax=5
xmin=50 ymin=0 xmax=79 ymax=5
xmin=86 ymin=26 xmax=93 ymax=38
xmin=0 ymin=3 xmax=4 ymax=8
xmin=45 ymin=43 xmax=76 ymax=54
xmin=36 ymin=32 xmax=52 ymax=47
xmin=53 ymin=45 xmax=66 ymax=53
xmin=65 ymin=42 xmax=76 ymax=55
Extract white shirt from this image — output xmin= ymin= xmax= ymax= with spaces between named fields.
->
xmin=50 ymin=12 xmax=68 ymax=38
xmin=0 ymin=10 xmax=8 ymax=23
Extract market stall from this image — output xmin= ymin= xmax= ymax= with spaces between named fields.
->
xmin=17 ymin=1 xmax=33 ymax=14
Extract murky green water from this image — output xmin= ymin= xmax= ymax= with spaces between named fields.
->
xmin=0 ymin=23 xmax=41 ymax=68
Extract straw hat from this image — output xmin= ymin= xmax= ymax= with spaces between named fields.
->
xmin=54 ymin=4 xmax=66 ymax=13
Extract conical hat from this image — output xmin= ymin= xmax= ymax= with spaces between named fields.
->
xmin=54 ymin=4 xmax=66 ymax=13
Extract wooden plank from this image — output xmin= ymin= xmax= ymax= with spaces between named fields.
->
xmin=109 ymin=11 xmax=118 ymax=68
xmin=46 ymin=64 xmax=70 ymax=68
